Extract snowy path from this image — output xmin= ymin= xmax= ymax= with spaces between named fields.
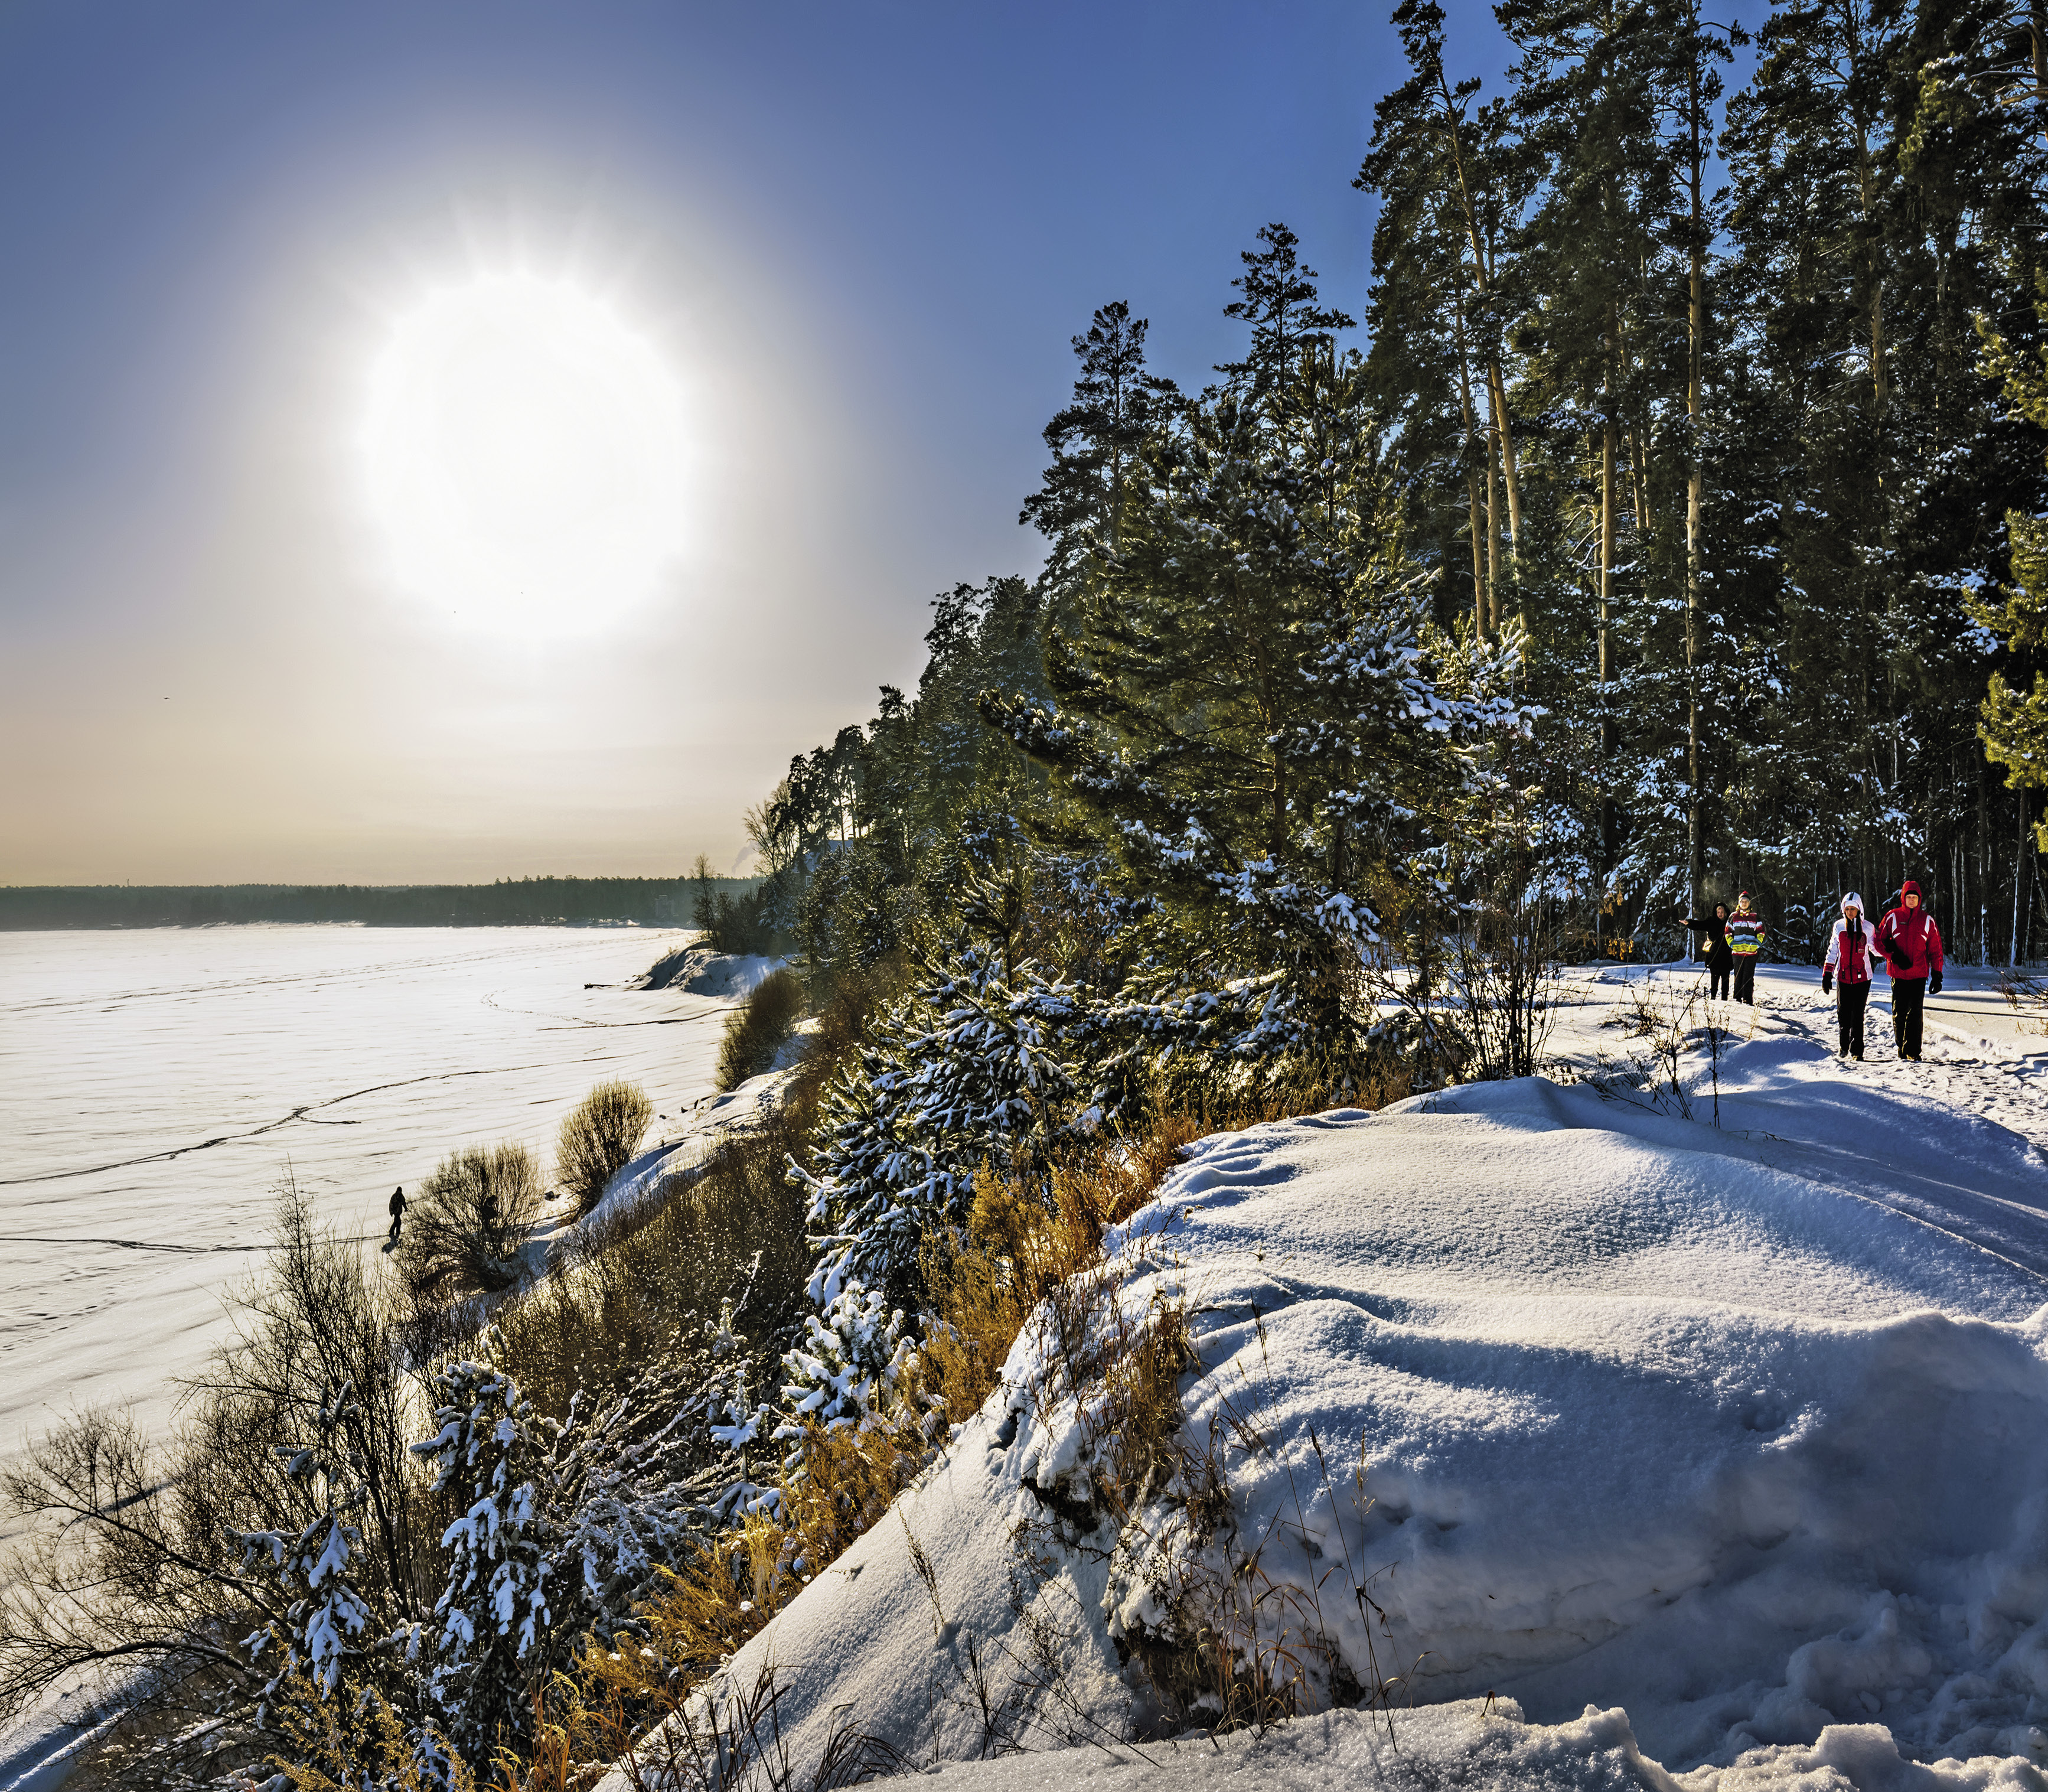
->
xmin=1540 ymin=964 xmax=2048 ymax=1279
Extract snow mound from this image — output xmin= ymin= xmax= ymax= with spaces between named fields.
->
xmin=632 ymin=944 xmax=781 ymax=997
xmin=855 ymin=1702 xmax=2048 ymax=1792
xmin=604 ymin=1066 xmax=2048 ymax=1789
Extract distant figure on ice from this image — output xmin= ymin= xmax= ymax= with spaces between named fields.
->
xmin=1726 ymin=892 xmax=1766 ymax=1005
xmin=1681 ymin=901 xmax=1733 ymax=1000
xmin=1821 ymin=892 xmax=1874 ymax=1061
xmin=1876 ymin=879 xmax=1944 ymax=1061
xmin=387 ymin=1185 xmax=406 ymax=1245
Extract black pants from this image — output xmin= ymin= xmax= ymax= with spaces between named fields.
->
xmin=1892 ymin=978 xmax=1926 ymax=1057
xmin=1733 ymin=958 xmax=1756 ymax=1005
xmin=1708 ymin=960 xmax=1730 ymax=999
xmin=1836 ymin=981 xmax=1869 ymax=1058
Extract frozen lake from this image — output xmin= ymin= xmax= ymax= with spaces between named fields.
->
xmin=0 ymin=924 xmax=733 ymax=1455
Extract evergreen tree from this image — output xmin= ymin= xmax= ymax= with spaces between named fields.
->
xmin=413 ymin=1347 xmax=699 ymax=1765
xmin=990 ymin=226 xmax=1534 ymax=1037
xmin=233 ymin=1381 xmax=383 ymax=1718
xmin=1020 ymin=304 xmax=1179 ymax=601
xmin=1974 ymin=288 xmax=2048 ymax=849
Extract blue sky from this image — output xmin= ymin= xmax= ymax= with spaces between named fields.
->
xmin=0 ymin=1 xmax=1521 ymax=882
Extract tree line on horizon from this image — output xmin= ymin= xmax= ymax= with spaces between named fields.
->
xmin=0 ymin=875 xmax=762 ymax=932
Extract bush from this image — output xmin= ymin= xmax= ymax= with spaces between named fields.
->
xmin=498 ymin=1112 xmax=813 ymax=1426
xmin=714 ymin=968 xmax=806 ymax=1092
xmin=556 ymin=1079 xmax=654 ymax=1213
xmin=399 ymin=1142 xmax=545 ymax=1298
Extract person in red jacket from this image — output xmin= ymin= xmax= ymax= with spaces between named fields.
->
xmin=1874 ymin=879 xmax=1945 ymax=1061
xmin=1820 ymin=891 xmax=1875 ymax=1060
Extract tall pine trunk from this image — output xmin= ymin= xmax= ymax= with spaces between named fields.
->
xmin=1685 ymin=60 xmax=1707 ymax=923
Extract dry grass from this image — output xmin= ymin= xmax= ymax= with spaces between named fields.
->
xmin=272 ymin=1676 xmax=475 ymax=1791
xmin=497 ymin=1116 xmax=813 ymax=1425
xmin=717 ymin=970 xmax=808 ymax=1092
xmin=917 ymin=1122 xmax=1202 ymax=1428
xmin=557 ymin=1081 xmax=655 ymax=1214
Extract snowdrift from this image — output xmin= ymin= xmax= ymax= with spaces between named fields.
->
xmin=603 ymin=1043 xmax=2048 ymax=1791
xmin=631 ymin=944 xmax=780 ymax=997
xmin=855 ymin=1701 xmax=2048 ymax=1792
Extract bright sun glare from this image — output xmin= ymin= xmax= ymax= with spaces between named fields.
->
xmin=362 ymin=272 xmax=690 ymax=637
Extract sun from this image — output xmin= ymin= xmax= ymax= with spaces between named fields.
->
xmin=361 ymin=272 xmax=690 ymax=637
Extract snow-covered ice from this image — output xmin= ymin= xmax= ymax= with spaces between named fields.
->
xmin=605 ymin=962 xmax=2048 ymax=1791
xmin=0 ymin=926 xmax=738 ymax=1455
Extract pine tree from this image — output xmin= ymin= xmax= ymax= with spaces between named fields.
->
xmin=234 ymin=1381 xmax=381 ymax=1713
xmin=1020 ymin=304 xmax=1179 ymax=601
xmin=785 ymin=878 xmax=1086 ymax=1430
xmin=1974 ymin=289 xmax=2048 ymax=849
xmin=989 ymin=226 xmax=1534 ymax=1037
xmin=1359 ymin=1 xmax=1532 ymax=637
xmin=412 ymin=1345 xmax=699 ymax=1765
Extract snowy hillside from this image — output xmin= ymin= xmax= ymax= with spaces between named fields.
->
xmin=603 ymin=965 xmax=2048 ymax=1791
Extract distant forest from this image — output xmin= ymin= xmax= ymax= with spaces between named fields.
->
xmin=0 ymin=875 xmax=761 ymax=931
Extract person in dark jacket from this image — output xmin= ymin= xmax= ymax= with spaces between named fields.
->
xmin=387 ymin=1185 xmax=406 ymax=1244
xmin=1681 ymin=902 xmax=1733 ymax=1000
xmin=1821 ymin=891 xmax=1874 ymax=1061
xmin=1874 ymin=879 xmax=1944 ymax=1061
xmin=1726 ymin=891 xmax=1766 ymax=1005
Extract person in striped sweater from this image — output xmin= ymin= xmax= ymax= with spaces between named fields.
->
xmin=1726 ymin=891 xmax=1766 ymax=1006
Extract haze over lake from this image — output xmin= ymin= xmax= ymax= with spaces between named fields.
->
xmin=0 ymin=925 xmax=726 ymax=1454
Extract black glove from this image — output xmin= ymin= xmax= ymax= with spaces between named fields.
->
xmin=1929 ymin=969 xmax=1943 ymax=996
xmin=1822 ymin=966 xmax=1834 ymax=995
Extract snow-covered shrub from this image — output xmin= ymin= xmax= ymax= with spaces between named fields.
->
xmin=784 ymin=933 xmax=1087 ymax=1430
xmin=555 ymin=1079 xmax=653 ymax=1213
xmin=410 ymin=1340 xmax=699 ymax=1765
xmin=574 ymin=1418 xmax=932 ymax=1739
xmin=233 ymin=1380 xmax=381 ymax=1712
xmin=400 ymin=1143 xmax=544 ymax=1297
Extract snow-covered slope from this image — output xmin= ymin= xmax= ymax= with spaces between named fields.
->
xmin=604 ymin=1015 xmax=2048 ymax=1791
xmin=631 ymin=944 xmax=781 ymax=998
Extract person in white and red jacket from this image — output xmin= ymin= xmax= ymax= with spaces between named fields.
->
xmin=1874 ymin=879 xmax=1945 ymax=1061
xmin=1819 ymin=891 xmax=1875 ymax=1060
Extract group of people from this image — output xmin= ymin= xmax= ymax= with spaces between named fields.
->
xmin=1681 ymin=882 xmax=1945 ymax=1062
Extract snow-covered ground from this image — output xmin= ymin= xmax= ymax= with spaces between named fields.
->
xmin=854 ymin=1700 xmax=2048 ymax=1792
xmin=605 ymin=959 xmax=2048 ymax=1792
xmin=0 ymin=926 xmax=742 ymax=1457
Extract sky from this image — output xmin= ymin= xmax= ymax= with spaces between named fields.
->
xmin=0 ymin=1 xmax=1520 ymax=885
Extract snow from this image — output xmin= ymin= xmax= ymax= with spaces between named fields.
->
xmin=850 ymin=1702 xmax=2048 ymax=1792
xmin=631 ymin=945 xmax=782 ymax=998
xmin=601 ymin=960 xmax=2048 ymax=1792
xmin=0 ymin=926 xmax=742 ymax=1458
